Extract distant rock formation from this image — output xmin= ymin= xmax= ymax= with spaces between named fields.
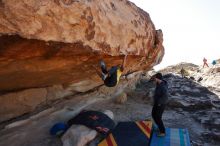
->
xmin=159 ymin=62 xmax=199 ymax=74
xmin=0 ymin=0 xmax=164 ymax=122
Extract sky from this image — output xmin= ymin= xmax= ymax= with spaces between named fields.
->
xmin=129 ymin=0 xmax=220 ymax=70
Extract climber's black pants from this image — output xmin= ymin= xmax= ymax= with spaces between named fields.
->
xmin=152 ymin=104 xmax=166 ymax=133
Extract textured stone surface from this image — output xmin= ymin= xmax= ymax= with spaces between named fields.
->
xmin=0 ymin=0 xmax=164 ymax=91
xmin=0 ymin=0 xmax=161 ymax=55
xmin=46 ymin=85 xmax=72 ymax=102
xmin=115 ymin=92 xmax=127 ymax=104
xmin=0 ymin=88 xmax=47 ymax=122
xmin=0 ymin=0 xmax=164 ymax=122
xmin=0 ymin=35 xmax=160 ymax=91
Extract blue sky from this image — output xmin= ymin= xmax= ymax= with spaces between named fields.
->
xmin=129 ymin=0 xmax=220 ymax=69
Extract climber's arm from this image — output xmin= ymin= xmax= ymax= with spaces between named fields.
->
xmin=120 ymin=55 xmax=127 ymax=71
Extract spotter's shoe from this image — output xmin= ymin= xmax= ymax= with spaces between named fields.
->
xmin=157 ymin=132 xmax=166 ymax=137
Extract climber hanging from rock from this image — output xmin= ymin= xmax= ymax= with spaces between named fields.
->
xmin=93 ymin=55 xmax=127 ymax=87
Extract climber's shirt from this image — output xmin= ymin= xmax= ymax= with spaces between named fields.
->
xmin=104 ymin=66 xmax=122 ymax=87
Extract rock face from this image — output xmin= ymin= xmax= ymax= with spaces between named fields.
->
xmin=115 ymin=92 xmax=127 ymax=104
xmin=0 ymin=0 xmax=164 ymax=91
xmin=0 ymin=88 xmax=47 ymax=122
xmin=1 ymin=0 xmax=156 ymax=51
xmin=0 ymin=0 xmax=164 ymax=122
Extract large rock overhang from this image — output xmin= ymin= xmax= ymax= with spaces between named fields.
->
xmin=0 ymin=0 xmax=164 ymax=92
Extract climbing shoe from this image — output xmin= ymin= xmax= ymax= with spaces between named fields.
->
xmin=157 ymin=132 xmax=166 ymax=137
xmin=100 ymin=60 xmax=106 ymax=69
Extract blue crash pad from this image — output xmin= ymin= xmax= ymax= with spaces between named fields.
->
xmin=150 ymin=128 xmax=191 ymax=146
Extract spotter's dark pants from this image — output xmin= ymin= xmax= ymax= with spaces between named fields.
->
xmin=152 ymin=104 xmax=166 ymax=133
